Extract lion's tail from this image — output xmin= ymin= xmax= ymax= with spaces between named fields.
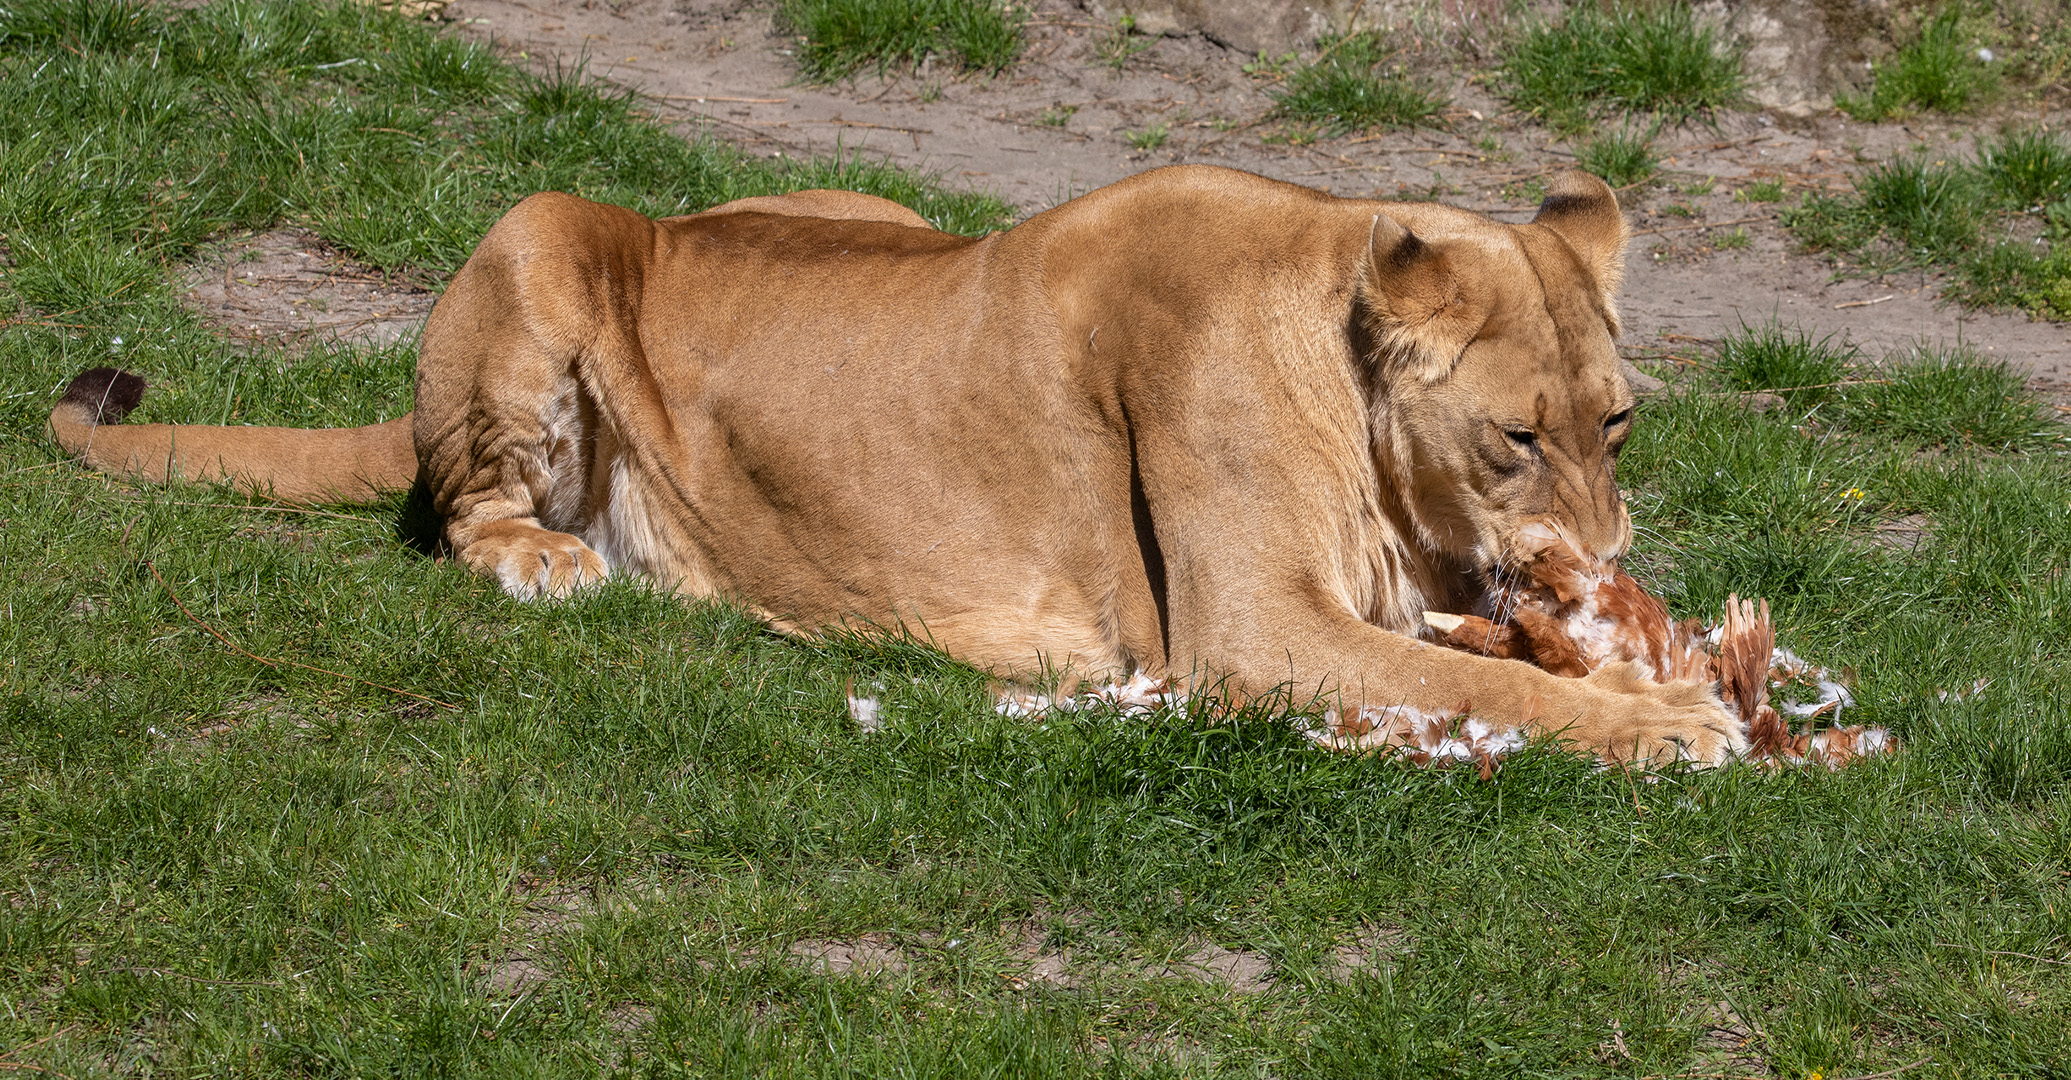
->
xmin=47 ymin=367 xmax=418 ymax=504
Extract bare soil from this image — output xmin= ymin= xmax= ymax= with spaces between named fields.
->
xmin=182 ymin=228 xmax=435 ymax=350
xmin=789 ymin=933 xmax=909 ymax=975
xmin=416 ymin=0 xmax=2069 ymax=399
xmin=476 ymin=925 xmax=1299 ymax=994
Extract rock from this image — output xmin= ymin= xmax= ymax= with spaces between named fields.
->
xmin=1076 ymin=0 xmax=1376 ymax=56
xmin=1693 ymin=0 xmax=1891 ymax=115
xmin=1620 ymin=359 xmax=1667 ymax=396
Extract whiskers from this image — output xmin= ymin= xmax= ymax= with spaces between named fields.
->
xmin=1477 ymin=549 xmax=1532 ymax=657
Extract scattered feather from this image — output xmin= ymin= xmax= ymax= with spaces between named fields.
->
xmin=845 ymin=678 xmax=888 ymax=734
xmin=991 ymin=528 xmax=1896 ymax=774
xmin=994 ymin=671 xmax=1183 ymax=719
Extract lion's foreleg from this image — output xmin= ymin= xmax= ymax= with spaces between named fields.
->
xmin=1223 ymin=612 xmax=1746 ymax=767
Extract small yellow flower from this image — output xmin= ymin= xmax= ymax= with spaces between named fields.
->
xmin=1841 ymin=488 xmax=1866 ymax=500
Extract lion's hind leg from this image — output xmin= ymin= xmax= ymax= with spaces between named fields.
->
xmin=418 ymin=351 xmax=613 ymax=602
xmin=428 ymin=383 xmax=612 ymax=601
xmin=412 ymin=192 xmax=638 ymax=602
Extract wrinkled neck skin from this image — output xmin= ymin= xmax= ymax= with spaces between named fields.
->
xmin=1365 ymin=389 xmax=1490 ymax=628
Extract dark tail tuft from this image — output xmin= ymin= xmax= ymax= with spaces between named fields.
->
xmin=59 ymin=367 xmax=147 ymax=425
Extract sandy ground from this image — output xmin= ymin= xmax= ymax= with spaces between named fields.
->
xmin=182 ymin=229 xmax=435 ymax=350
xmin=196 ymin=0 xmax=2071 ymax=404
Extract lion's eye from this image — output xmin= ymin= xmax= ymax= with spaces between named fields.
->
xmin=1504 ymin=428 xmax=1538 ymax=451
xmin=1604 ymin=409 xmax=1632 ymax=429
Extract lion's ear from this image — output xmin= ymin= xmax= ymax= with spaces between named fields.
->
xmin=1362 ymin=212 xmax=1481 ymax=381
xmin=1530 ymin=170 xmax=1628 ymax=311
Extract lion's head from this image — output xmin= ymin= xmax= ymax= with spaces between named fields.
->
xmin=1361 ymin=171 xmax=1635 ymax=591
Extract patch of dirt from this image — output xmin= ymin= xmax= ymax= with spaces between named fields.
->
xmin=143 ymin=693 xmax=306 ymax=751
xmin=181 ymin=228 xmax=435 ymax=350
xmin=999 ymin=918 xmax=1277 ymax=991
xmin=754 ymin=917 xmax=1281 ymax=991
xmin=788 ymin=933 xmax=908 ymax=975
xmin=1620 ymin=231 xmax=2071 ymax=406
xmin=181 ymin=694 xmax=305 ymax=742
xmin=511 ymin=880 xmax=593 ymax=935
xmin=447 ymin=0 xmax=1297 ymax=208
xmin=1872 ymin=513 xmax=1933 ymax=552
xmin=1159 ymin=941 xmax=1273 ymax=992
xmin=1020 ymin=948 xmax=1075 ymax=987
xmin=606 ymin=1002 xmax=655 ymax=1032
xmin=1324 ymin=923 xmax=1410 ymax=982
xmin=480 ymin=954 xmax=551 ymax=995
xmin=1004 ymin=921 xmax=1078 ymax=989
xmin=431 ymin=0 xmax=2065 ymax=395
xmin=1687 ymin=998 xmax=1771 ymax=1078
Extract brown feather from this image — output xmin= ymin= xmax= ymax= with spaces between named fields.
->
xmin=1513 ymin=606 xmax=1590 ymax=677
xmin=1440 ymin=615 xmax=1532 ymax=660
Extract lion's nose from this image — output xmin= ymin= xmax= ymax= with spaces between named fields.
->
xmin=1538 ymin=498 xmax=1628 ymax=565
xmin=1583 ymin=498 xmax=1632 ymax=563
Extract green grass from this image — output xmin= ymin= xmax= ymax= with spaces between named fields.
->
xmin=1736 ymin=177 xmax=1787 ymax=203
xmin=1784 ymin=129 xmax=2071 ymax=320
xmin=1124 ymin=122 xmax=1168 ymax=151
xmin=1839 ymin=344 xmax=2056 ymax=451
xmin=7 ymin=0 xmax=2071 ymax=1075
xmin=1499 ymin=2 xmax=1744 ymax=132
xmin=1574 ymin=127 xmax=1659 ymax=188
xmin=1711 ymin=321 xmax=1857 ymax=411
xmin=0 ymin=0 xmax=1011 ymax=330
xmin=1840 ymin=9 xmax=1997 ymax=120
xmin=1978 ymin=126 xmax=2071 ymax=208
xmin=2007 ymin=2 xmax=2071 ymax=103
xmin=1856 ymin=155 xmax=1987 ymax=256
xmin=1705 ymin=324 xmax=2053 ymax=451
xmin=1976 ymin=245 xmax=2071 ymax=318
xmin=1268 ymin=32 xmax=1446 ymax=136
xmin=777 ymin=0 xmax=1023 ymax=81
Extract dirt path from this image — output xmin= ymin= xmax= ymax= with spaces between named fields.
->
xmin=423 ymin=0 xmax=2067 ymax=397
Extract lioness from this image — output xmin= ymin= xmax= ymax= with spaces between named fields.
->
xmin=49 ymin=165 xmax=1743 ymax=765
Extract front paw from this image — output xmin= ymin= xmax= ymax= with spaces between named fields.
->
xmin=1548 ymin=663 xmax=1748 ymax=767
xmin=1610 ymin=696 xmax=1748 ymax=767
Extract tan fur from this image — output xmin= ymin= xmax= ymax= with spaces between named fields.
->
xmin=46 ymin=376 xmax=415 ymax=504
xmin=42 ymin=190 xmax=925 ymax=503
xmin=49 ymin=171 xmax=1744 ymax=766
